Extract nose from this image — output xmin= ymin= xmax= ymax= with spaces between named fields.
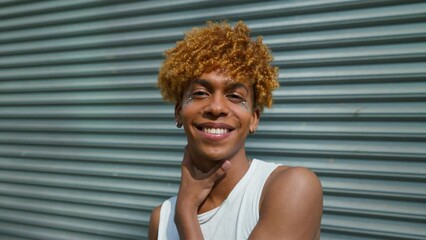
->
xmin=204 ymin=93 xmax=229 ymax=118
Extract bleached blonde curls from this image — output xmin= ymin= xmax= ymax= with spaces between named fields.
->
xmin=157 ymin=21 xmax=279 ymax=112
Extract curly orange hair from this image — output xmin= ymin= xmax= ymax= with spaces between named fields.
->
xmin=157 ymin=21 xmax=279 ymax=112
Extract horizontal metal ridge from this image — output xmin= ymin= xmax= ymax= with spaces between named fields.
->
xmin=0 ymin=0 xmax=107 ymax=19
xmin=0 ymin=76 xmax=158 ymax=93
xmin=265 ymin=22 xmax=426 ymax=50
xmin=0 ymin=0 xmax=240 ymax=22
xmin=0 ymin=26 xmax=185 ymax=55
xmin=255 ymin=131 xmax=426 ymax=141
xmin=0 ymin=144 xmax=182 ymax=164
xmin=273 ymin=94 xmax=426 ymax=103
xmin=280 ymin=73 xmax=426 ymax=85
xmin=0 ymin=60 xmax=161 ymax=81
xmin=0 ymin=0 xmax=402 ymax=30
xmin=264 ymin=107 xmax=426 ymax=121
xmin=0 ymin=156 xmax=181 ymax=181
xmin=0 ymin=182 xmax=163 ymax=210
xmin=2 ymin=22 xmax=425 ymax=56
xmin=321 ymin=225 xmax=425 ymax=240
xmin=0 ymin=208 xmax=142 ymax=239
xmin=0 ymin=105 xmax=173 ymax=118
xmin=316 ymin=169 xmax=426 ymax=181
xmin=0 ymin=119 xmax=179 ymax=133
xmin=0 ymin=221 xmax=125 ymax=240
xmin=0 ymin=170 xmax=179 ymax=196
xmin=247 ymin=145 xmax=426 ymax=161
xmin=268 ymin=156 xmax=425 ymax=178
xmin=275 ymin=42 xmax=426 ymax=67
xmin=324 ymin=207 xmax=425 ymax=222
xmin=273 ymin=80 xmax=426 ymax=102
xmin=321 ymin=213 xmax=426 ymax=240
xmin=247 ymin=2 xmax=426 ymax=35
xmin=0 ymin=131 xmax=185 ymax=150
xmin=0 ymin=195 xmax=148 ymax=225
xmin=1 ymin=2 xmax=425 ymax=43
xmin=323 ymin=195 xmax=426 ymax=221
xmin=278 ymin=63 xmax=426 ymax=82
xmin=323 ymin=188 xmax=426 ymax=202
xmin=0 ymin=44 xmax=169 ymax=68
xmin=0 ymin=90 xmax=162 ymax=105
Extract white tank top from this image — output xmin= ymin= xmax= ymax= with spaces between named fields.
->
xmin=158 ymin=159 xmax=280 ymax=240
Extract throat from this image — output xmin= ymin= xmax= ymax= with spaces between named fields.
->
xmin=197 ymin=159 xmax=251 ymax=214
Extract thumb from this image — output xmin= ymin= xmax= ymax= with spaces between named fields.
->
xmin=207 ymin=160 xmax=231 ymax=183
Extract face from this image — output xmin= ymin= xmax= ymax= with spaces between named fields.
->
xmin=175 ymin=70 xmax=260 ymax=164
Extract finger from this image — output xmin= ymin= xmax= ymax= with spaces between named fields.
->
xmin=208 ymin=160 xmax=231 ymax=182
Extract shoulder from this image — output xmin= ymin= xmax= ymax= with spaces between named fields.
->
xmin=268 ymin=166 xmax=321 ymax=192
xmin=262 ymin=166 xmax=322 ymax=209
xmin=148 ymin=204 xmax=162 ymax=240
xmin=256 ymin=166 xmax=323 ymax=239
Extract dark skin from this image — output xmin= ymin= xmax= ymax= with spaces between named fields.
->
xmin=149 ymin=71 xmax=323 ymax=239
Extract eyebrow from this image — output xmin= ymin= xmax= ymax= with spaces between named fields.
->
xmin=191 ymin=79 xmax=249 ymax=93
xmin=225 ymin=82 xmax=249 ymax=93
xmin=191 ymin=79 xmax=213 ymax=90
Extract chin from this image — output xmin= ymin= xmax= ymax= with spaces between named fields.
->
xmin=197 ymin=150 xmax=227 ymax=161
xmin=197 ymin=145 xmax=239 ymax=162
xmin=187 ymin=137 xmax=244 ymax=161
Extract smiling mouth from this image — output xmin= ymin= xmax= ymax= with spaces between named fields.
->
xmin=195 ymin=125 xmax=234 ymax=135
xmin=202 ymin=128 xmax=229 ymax=134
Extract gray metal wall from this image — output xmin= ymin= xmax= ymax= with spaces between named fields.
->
xmin=0 ymin=0 xmax=425 ymax=239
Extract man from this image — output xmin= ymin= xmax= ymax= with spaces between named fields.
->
xmin=149 ymin=21 xmax=323 ymax=240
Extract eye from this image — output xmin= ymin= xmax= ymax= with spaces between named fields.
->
xmin=190 ymin=90 xmax=210 ymax=99
xmin=226 ymin=93 xmax=245 ymax=103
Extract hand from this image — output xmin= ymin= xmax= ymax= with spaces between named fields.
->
xmin=174 ymin=146 xmax=231 ymax=239
xmin=177 ymin=146 xmax=231 ymax=210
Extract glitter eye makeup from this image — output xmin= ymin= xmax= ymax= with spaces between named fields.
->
xmin=184 ymin=96 xmax=193 ymax=105
xmin=239 ymin=100 xmax=250 ymax=111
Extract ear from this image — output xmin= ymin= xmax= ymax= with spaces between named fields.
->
xmin=174 ymin=102 xmax=182 ymax=123
xmin=249 ymin=107 xmax=260 ymax=133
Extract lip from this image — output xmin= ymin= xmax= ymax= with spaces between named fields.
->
xmin=195 ymin=122 xmax=235 ymax=141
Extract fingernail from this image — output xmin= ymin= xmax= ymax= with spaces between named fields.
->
xmin=221 ymin=161 xmax=231 ymax=170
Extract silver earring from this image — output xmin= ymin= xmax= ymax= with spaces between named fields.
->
xmin=176 ymin=121 xmax=182 ymax=128
xmin=249 ymin=129 xmax=256 ymax=135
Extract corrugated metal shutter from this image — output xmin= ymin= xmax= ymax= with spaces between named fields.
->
xmin=0 ymin=0 xmax=425 ymax=239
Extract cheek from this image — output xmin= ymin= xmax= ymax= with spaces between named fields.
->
xmin=228 ymin=104 xmax=253 ymax=122
xmin=238 ymin=101 xmax=250 ymax=112
xmin=180 ymin=102 xmax=197 ymax=122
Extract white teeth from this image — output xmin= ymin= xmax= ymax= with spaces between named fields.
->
xmin=203 ymin=128 xmax=229 ymax=134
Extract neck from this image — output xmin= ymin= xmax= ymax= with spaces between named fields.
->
xmin=188 ymin=147 xmax=251 ymax=214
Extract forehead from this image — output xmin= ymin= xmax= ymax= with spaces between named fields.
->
xmin=190 ymin=78 xmax=248 ymax=90
xmin=191 ymin=71 xmax=252 ymax=90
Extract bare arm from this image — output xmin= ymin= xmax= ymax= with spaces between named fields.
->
xmin=249 ymin=167 xmax=323 ymax=240
xmin=148 ymin=205 xmax=161 ymax=240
